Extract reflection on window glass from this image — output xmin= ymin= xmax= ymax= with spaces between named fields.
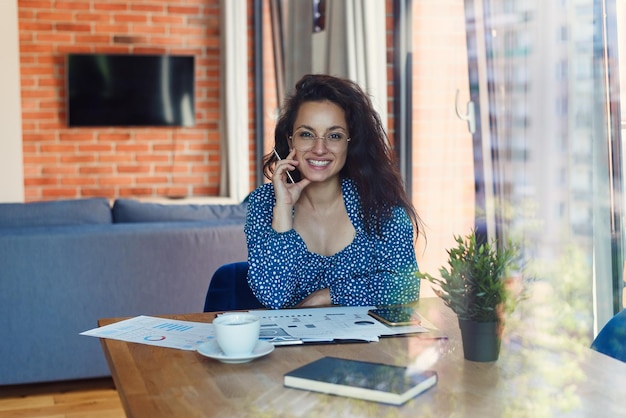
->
xmin=414 ymin=0 xmax=622 ymax=362
xmin=463 ymin=0 xmax=621 ymax=351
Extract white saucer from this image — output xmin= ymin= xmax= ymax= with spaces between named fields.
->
xmin=196 ymin=340 xmax=274 ymax=364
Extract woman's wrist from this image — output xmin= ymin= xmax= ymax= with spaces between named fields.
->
xmin=272 ymin=204 xmax=293 ymax=232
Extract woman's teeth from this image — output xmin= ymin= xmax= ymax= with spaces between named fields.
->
xmin=308 ymin=160 xmax=330 ymax=167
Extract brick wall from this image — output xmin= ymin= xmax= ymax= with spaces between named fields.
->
xmin=17 ymin=0 xmax=397 ymax=203
xmin=18 ymin=0 xmax=227 ymax=202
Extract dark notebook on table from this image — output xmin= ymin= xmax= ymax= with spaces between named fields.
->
xmin=283 ymin=356 xmax=437 ymax=406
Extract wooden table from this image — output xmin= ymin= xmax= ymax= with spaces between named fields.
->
xmin=99 ymin=298 xmax=626 ymax=417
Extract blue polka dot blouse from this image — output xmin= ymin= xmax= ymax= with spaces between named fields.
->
xmin=244 ymin=178 xmax=420 ymax=309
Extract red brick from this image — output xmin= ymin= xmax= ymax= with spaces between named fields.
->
xmin=35 ymin=33 xmax=73 ymax=43
xmin=113 ymin=35 xmax=148 ymax=44
xmin=136 ymin=155 xmax=170 ymax=163
xmin=41 ymin=144 xmax=75 ymax=153
xmin=94 ymin=23 xmax=130 ymax=33
xmin=22 ymin=111 xmax=57 ymax=120
xmin=151 ymin=15 xmax=185 ymax=25
xmin=78 ymin=144 xmax=114 ymax=153
xmin=20 ymin=1 xmax=54 ymax=10
xmin=98 ymin=176 xmax=134 ymax=186
xmin=40 ymin=121 xmax=68 ymax=130
xmin=170 ymin=26 xmax=204 ymax=36
xmin=134 ymin=131 xmax=171 ymax=141
xmin=155 ymin=164 xmax=188 ymax=173
xmin=132 ymin=47 xmax=167 ymax=54
xmin=54 ymin=1 xmax=90 ymax=11
xmin=55 ymin=23 xmax=91 ymax=32
xmin=99 ymin=154 xmax=134 ymax=163
xmin=174 ymin=155 xmax=205 ymax=163
xmin=81 ymin=187 xmax=116 ymax=197
xmin=93 ymin=2 xmax=128 ymax=12
xmin=42 ymin=188 xmax=79 ymax=198
xmin=128 ymin=25 xmax=166 ymax=35
xmin=60 ymin=155 xmax=96 ymax=163
xmin=117 ymin=165 xmax=151 ymax=174
xmin=75 ymin=35 xmax=111 ymax=44
xmin=195 ymin=185 xmax=218 ymax=195
xmin=119 ymin=187 xmax=154 ymax=196
xmin=116 ymin=144 xmax=150 ymax=153
xmin=150 ymin=36 xmax=185 ymax=46
xmin=114 ymin=14 xmax=148 ymax=24
xmin=172 ymin=175 xmax=205 ymax=185
xmin=36 ymin=12 xmax=74 ymax=22
xmin=136 ymin=176 xmax=169 ymax=184
xmin=152 ymin=144 xmax=181 ymax=152
xmin=57 ymin=45 xmax=94 ymax=54
xmin=157 ymin=186 xmax=188 ymax=197
xmin=59 ymin=132 xmax=96 ymax=142
xmin=79 ymin=166 xmax=115 ymax=175
xmin=25 ymin=177 xmax=58 ymax=186
xmin=90 ymin=46 xmax=130 ymax=54
xmin=19 ymin=44 xmax=52 ymax=53
xmin=22 ymin=133 xmax=56 ymax=143
xmin=98 ymin=133 xmax=132 ymax=142
xmin=76 ymin=13 xmax=113 ymax=23
xmin=42 ymin=166 xmax=76 ymax=175
xmin=61 ymin=177 xmax=98 ymax=186
xmin=130 ymin=4 xmax=165 ymax=13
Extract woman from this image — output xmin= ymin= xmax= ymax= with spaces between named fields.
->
xmin=245 ymin=74 xmax=421 ymax=309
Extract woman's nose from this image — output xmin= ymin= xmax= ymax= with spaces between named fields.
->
xmin=310 ymin=137 xmax=328 ymax=153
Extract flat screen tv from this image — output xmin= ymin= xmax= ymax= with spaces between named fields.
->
xmin=67 ymin=54 xmax=195 ymax=127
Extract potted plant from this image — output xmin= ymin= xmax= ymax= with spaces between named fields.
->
xmin=417 ymin=229 xmax=519 ymax=362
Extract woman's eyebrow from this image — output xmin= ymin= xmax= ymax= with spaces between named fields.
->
xmin=294 ymin=124 xmax=347 ymax=132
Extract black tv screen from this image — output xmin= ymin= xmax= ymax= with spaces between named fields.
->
xmin=67 ymin=54 xmax=195 ymax=127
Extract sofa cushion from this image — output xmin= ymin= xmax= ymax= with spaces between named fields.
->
xmin=112 ymin=199 xmax=248 ymax=223
xmin=0 ymin=198 xmax=112 ymax=229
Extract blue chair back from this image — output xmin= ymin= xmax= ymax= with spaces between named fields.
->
xmin=591 ymin=309 xmax=626 ymax=362
xmin=203 ymin=262 xmax=265 ymax=312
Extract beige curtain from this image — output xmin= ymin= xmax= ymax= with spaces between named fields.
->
xmin=219 ymin=0 xmax=249 ymax=201
xmin=277 ymin=0 xmax=388 ymax=126
xmin=315 ymin=0 xmax=388 ymax=127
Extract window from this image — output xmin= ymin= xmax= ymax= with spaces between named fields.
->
xmin=411 ymin=0 xmax=623 ymax=348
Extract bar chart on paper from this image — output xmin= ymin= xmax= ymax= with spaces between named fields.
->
xmin=81 ymin=315 xmax=216 ymax=350
xmin=154 ymin=322 xmax=195 ymax=332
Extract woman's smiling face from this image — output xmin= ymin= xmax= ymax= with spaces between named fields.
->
xmin=289 ymin=100 xmax=349 ymax=183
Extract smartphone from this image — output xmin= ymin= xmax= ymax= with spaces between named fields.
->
xmin=273 ymin=148 xmax=295 ymax=183
xmin=368 ymin=306 xmax=422 ymax=327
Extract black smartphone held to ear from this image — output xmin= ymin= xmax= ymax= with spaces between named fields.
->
xmin=368 ymin=305 xmax=422 ymax=327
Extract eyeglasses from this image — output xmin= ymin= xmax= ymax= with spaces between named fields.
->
xmin=289 ymin=128 xmax=350 ymax=151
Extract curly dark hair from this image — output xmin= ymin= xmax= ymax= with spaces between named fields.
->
xmin=263 ymin=74 xmax=420 ymax=238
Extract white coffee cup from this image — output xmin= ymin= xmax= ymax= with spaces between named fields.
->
xmin=212 ymin=313 xmax=261 ymax=357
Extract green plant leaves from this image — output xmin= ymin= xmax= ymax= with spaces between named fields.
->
xmin=416 ymin=230 xmax=518 ymax=322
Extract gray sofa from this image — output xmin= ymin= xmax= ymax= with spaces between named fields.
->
xmin=0 ymin=197 xmax=248 ymax=385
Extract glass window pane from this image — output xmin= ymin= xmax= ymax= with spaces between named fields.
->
xmin=411 ymin=0 xmax=623 ymax=344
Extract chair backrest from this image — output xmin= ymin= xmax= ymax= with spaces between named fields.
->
xmin=203 ymin=262 xmax=265 ymax=312
xmin=591 ymin=309 xmax=626 ymax=362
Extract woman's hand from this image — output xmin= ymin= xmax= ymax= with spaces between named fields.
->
xmin=272 ymin=149 xmax=310 ymax=232
xmin=272 ymin=149 xmax=310 ymax=205
xmin=296 ymin=288 xmax=333 ymax=308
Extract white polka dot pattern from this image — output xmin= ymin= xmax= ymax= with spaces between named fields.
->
xmin=244 ymin=179 xmax=420 ymax=309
